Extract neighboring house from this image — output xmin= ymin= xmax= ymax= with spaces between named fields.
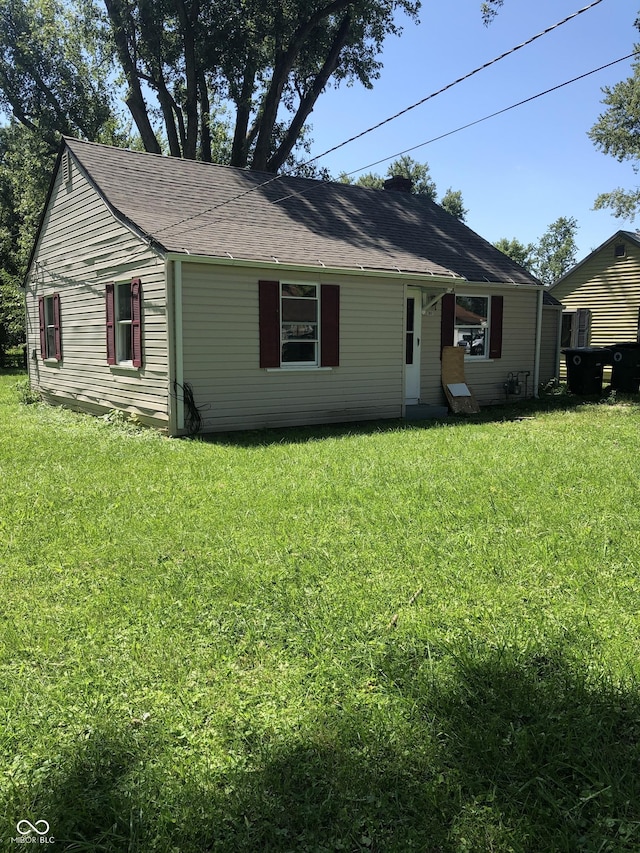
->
xmin=25 ymin=138 xmax=559 ymax=435
xmin=551 ymin=230 xmax=640 ymax=351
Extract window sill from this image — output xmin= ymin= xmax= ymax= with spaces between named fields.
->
xmin=110 ymin=364 xmax=141 ymax=375
xmin=43 ymin=358 xmax=61 ymax=366
xmin=265 ymin=366 xmax=333 ymax=373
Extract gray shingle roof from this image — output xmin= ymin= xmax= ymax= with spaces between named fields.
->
xmin=64 ymin=137 xmax=540 ymax=285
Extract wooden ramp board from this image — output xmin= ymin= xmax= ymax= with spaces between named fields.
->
xmin=441 ymin=346 xmax=480 ymax=414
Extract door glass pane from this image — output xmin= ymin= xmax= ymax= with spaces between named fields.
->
xmin=406 ymin=297 xmax=415 ymax=364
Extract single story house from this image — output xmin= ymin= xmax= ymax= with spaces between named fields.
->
xmin=550 ymin=230 xmax=640 ymax=353
xmin=25 ymin=138 xmax=560 ymax=434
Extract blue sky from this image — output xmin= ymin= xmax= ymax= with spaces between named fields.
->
xmin=307 ymin=0 xmax=638 ymax=261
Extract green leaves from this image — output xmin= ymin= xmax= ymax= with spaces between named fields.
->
xmin=588 ymin=39 xmax=640 ymax=219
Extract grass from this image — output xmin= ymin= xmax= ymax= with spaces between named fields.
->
xmin=1 ymin=371 xmax=640 ymax=851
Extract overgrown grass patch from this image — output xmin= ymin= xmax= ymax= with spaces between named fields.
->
xmin=1 ymin=375 xmax=640 ymax=850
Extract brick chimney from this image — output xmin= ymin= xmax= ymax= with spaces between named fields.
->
xmin=383 ymin=175 xmax=413 ymax=193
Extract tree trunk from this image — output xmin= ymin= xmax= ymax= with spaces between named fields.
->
xmin=199 ymin=73 xmax=211 ymax=162
xmin=230 ymin=61 xmax=257 ymax=167
xmin=174 ymin=0 xmax=199 ymax=159
xmin=267 ymin=12 xmax=352 ymax=173
xmin=103 ymin=0 xmax=161 ymax=154
xmin=251 ymin=0 xmax=352 ymax=171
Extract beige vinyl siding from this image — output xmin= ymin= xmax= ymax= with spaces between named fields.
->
xmin=552 ymin=239 xmax=640 ymax=347
xmin=180 ymin=263 xmax=404 ymax=431
xmin=419 ymin=286 xmax=541 ymax=405
xmin=25 ymin=156 xmax=169 ymax=427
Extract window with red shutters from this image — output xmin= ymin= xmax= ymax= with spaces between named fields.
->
xmin=259 ymin=280 xmax=340 ymax=368
xmin=38 ymin=294 xmax=62 ymax=361
xmin=441 ymin=292 xmax=504 ymax=359
xmin=106 ymin=278 xmax=143 ymax=367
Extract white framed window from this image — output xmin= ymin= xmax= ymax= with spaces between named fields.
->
xmin=280 ymin=282 xmax=319 ymax=366
xmin=38 ymin=293 xmax=62 ymax=361
xmin=106 ymin=278 xmax=143 ymax=368
xmin=116 ymin=282 xmax=133 ymax=363
xmin=454 ymin=294 xmax=489 ymax=358
xmin=561 ymin=308 xmax=591 ymax=349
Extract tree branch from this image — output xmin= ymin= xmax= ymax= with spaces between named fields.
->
xmin=103 ymin=0 xmax=161 ymax=154
xmin=267 ymin=11 xmax=352 ymax=173
xmin=251 ymin=0 xmax=354 ymax=170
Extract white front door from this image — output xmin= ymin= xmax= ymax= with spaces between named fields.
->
xmin=405 ymin=288 xmax=421 ymax=404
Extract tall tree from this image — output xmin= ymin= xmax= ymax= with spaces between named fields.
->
xmin=339 ymin=156 xmax=468 ymax=219
xmin=440 ymin=188 xmax=468 ymax=222
xmin=101 ymin=0 xmax=421 ymax=171
xmin=494 ymin=237 xmax=535 ymax=271
xmin=387 ymin=155 xmax=437 ymax=198
xmin=532 ymin=216 xmax=579 ymax=285
xmin=0 ymin=122 xmax=58 ymax=353
xmin=0 ymin=0 xmax=119 ymax=151
xmin=589 ymin=50 xmax=640 ymax=220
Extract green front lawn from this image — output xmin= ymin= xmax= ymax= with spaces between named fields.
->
xmin=1 ymin=374 xmax=640 ymax=851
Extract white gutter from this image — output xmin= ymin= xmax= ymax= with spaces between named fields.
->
xmin=533 ymin=286 xmax=544 ymax=397
xmin=163 ymin=251 xmax=464 ymax=286
xmin=163 ymin=252 xmax=542 ymax=293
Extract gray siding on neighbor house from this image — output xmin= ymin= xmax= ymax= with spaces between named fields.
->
xmin=25 ymin=157 xmax=170 ymax=427
xmin=419 ymin=286 xmax=542 ymax=405
xmin=551 ymin=238 xmax=640 ymax=346
xmin=179 ymin=262 xmax=405 ymax=431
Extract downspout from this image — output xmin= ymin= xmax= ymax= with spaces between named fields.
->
xmin=533 ymin=286 xmax=544 ymax=397
xmin=174 ymin=258 xmax=185 ymax=431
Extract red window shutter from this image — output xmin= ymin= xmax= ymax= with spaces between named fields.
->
xmin=38 ymin=296 xmax=46 ymax=359
xmin=320 ymin=284 xmax=340 ymax=367
xmin=489 ymin=295 xmax=504 ymax=359
xmin=131 ymin=278 xmax=143 ymax=368
xmin=440 ymin=292 xmax=455 ymax=356
xmin=105 ymin=282 xmax=116 ymax=364
xmin=259 ymin=280 xmax=280 ymax=368
xmin=53 ymin=293 xmax=62 ymax=361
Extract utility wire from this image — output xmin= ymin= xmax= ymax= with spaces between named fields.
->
xmin=345 ymin=51 xmax=637 ymax=180
xmin=304 ymin=0 xmax=606 ymax=168
xmin=156 ymin=0 xmax=606 ymax=239
xmin=183 ymin=51 xmax=634 ymax=229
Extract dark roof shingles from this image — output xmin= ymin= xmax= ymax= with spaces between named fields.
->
xmin=65 ymin=138 xmax=539 ymax=285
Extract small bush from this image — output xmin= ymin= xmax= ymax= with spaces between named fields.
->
xmin=14 ymin=378 xmax=41 ymax=405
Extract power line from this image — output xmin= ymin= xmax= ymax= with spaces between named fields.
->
xmin=303 ymin=0 xmax=607 ymax=168
xmin=345 ymin=51 xmax=637 ymax=179
xmin=183 ymin=51 xmax=634 ymax=231
xmin=157 ymin=0 xmax=606 ymax=239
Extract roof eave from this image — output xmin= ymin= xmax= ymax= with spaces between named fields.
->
xmin=164 ymin=251 xmax=544 ymax=289
xmin=550 ymin=229 xmax=640 ymax=289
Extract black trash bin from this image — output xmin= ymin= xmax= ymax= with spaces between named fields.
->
xmin=562 ymin=347 xmax=610 ymax=395
xmin=609 ymin=343 xmax=640 ymax=393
